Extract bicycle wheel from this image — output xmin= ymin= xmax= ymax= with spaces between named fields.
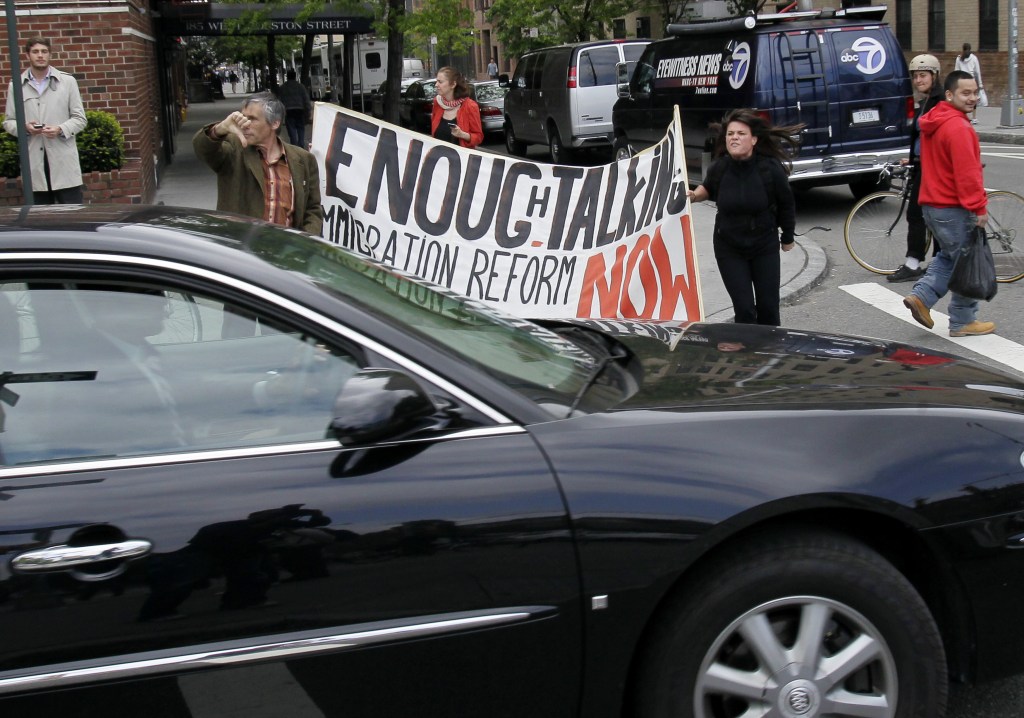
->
xmin=985 ymin=190 xmax=1024 ymax=282
xmin=844 ymin=191 xmax=909 ymax=273
xmin=155 ymin=291 xmax=204 ymax=343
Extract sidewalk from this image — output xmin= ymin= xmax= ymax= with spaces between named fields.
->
xmin=156 ymin=99 xmax=1019 ymax=321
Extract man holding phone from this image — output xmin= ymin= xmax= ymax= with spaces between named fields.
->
xmin=3 ymin=36 xmax=87 ymax=204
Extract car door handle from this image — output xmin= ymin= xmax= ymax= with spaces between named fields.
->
xmin=11 ymin=539 xmax=153 ymax=573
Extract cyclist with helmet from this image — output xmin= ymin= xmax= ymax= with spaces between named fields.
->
xmin=888 ymin=54 xmax=944 ymax=282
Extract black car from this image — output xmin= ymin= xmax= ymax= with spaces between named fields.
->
xmin=3 ymin=206 xmax=1024 ymax=718
xmin=397 ymin=78 xmax=437 ymax=132
xmin=369 ymin=78 xmax=418 ymax=120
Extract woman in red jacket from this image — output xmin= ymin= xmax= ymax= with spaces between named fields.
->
xmin=431 ymin=66 xmax=483 ymax=149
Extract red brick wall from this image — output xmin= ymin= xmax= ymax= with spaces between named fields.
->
xmin=0 ymin=1 xmax=163 ymax=203
xmin=0 ymin=168 xmax=144 ymax=205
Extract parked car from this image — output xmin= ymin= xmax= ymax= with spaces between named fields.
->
xmin=4 ymin=205 xmax=1024 ymax=717
xmin=612 ymin=5 xmax=911 ymax=197
xmin=503 ymin=39 xmax=650 ymax=163
xmin=398 ymin=78 xmax=437 ymax=132
xmin=370 ymin=78 xmax=418 ymax=119
xmin=471 ymin=80 xmax=509 ymax=137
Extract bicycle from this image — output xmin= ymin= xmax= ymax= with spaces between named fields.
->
xmin=845 ymin=163 xmax=1024 ymax=283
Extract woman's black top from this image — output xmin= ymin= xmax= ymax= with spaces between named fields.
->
xmin=703 ymin=154 xmax=796 ymax=250
xmin=434 ymin=118 xmax=458 ymax=145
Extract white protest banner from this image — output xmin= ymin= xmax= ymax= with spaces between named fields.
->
xmin=310 ymin=103 xmax=702 ymax=321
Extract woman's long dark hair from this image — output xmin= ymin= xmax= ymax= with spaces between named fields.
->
xmin=709 ymin=108 xmax=804 ymax=174
xmin=437 ymin=66 xmax=472 ymax=100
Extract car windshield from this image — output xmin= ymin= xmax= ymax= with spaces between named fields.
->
xmin=179 ymin=223 xmax=598 ymax=406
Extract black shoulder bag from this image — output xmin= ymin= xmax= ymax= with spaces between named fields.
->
xmin=948 ymin=226 xmax=998 ymax=301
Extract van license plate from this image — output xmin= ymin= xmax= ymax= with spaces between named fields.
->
xmin=852 ymin=109 xmax=880 ymax=124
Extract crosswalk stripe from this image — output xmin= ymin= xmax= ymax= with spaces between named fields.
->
xmin=841 ymin=282 xmax=1024 ymax=374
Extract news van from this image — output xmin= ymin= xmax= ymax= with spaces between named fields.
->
xmin=611 ymin=5 xmax=912 ymax=197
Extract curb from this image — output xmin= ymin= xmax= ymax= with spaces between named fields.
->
xmin=782 ymin=238 xmax=830 ymax=306
xmin=977 ymin=130 xmax=1024 ymax=145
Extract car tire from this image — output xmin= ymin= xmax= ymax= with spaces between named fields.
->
xmin=633 ymin=528 xmax=947 ymax=718
xmin=613 ymin=136 xmax=633 ymax=161
xmin=548 ymin=126 xmax=572 ymax=165
xmin=505 ymin=122 xmax=527 ymax=156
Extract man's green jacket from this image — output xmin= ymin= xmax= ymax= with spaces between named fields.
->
xmin=193 ymin=124 xmax=324 ymax=235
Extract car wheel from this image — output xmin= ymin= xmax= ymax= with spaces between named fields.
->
xmin=505 ymin=122 xmax=527 ymax=156
xmin=548 ymin=126 xmax=572 ymax=165
xmin=613 ymin=136 xmax=633 ymax=161
xmin=634 ymin=529 xmax=947 ymax=718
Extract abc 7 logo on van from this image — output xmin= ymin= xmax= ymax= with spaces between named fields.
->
xmin=725 ymin=42 xmax=751 ymax=89
xmin=840 ymin=37 xmax=886 ymax=75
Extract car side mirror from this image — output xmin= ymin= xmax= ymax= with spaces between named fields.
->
xmin=498 ymin=73 xmax=509 ymax=88
xmin=616 ymin=61 xmax=634 ymax=99
xmin=328 ymin=369 xmax=439 ymax=445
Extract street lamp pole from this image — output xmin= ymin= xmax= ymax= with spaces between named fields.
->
xmin=1001 ymin=0 xmax=1023 ymax=126
xmin=4 ymin=0 xmax=34 ymax=205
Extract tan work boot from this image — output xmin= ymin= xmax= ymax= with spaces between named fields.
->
xmin=903 ymin=295 xmax=934 ymax=329
xmin=950 ymin=321 xmax=995 ymax=337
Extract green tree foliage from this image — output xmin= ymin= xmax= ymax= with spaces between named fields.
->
xmin=487 ymin=0 xmax=636 ymax=57
xmin=405 ymin=0 xmax=474 ymax=65
xmin=652 ymin=0 xmax=698 ymax=25
xmin=726 ymin=0 xmax=760 ymax=15
xmin=0 ymin=110 xmax=126 ymax=177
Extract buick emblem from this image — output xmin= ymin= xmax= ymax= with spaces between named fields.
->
xmin=787 ymin=687 xmax=812 ymax=714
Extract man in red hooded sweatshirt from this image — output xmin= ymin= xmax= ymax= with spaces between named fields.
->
xmin=903 ymin=70 xmax=995 ymax=337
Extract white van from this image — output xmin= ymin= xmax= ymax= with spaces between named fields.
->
xmin=502 ymin=39 xmax=650 ymax=163
xmin=402 ymin=58 xmax=426 ymax=79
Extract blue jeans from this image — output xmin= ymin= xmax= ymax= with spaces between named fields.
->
xmin=912 ymin=206 xmax=979 ymax=330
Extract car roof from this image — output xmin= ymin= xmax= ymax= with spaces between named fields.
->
xmin=522 ymin=39 xmax=650 ymax=56
xmin=0 ymin=205 xmax=324 ymax=299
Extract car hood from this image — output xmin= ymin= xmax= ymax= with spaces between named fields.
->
xmin=554 ymin=321 xmax=1024 ymax=413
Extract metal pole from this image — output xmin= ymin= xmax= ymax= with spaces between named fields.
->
xmin=1001 ymin=0 xmax=1023 ymax=126
xmin=4 ymin=0 xmax=34 ymax=205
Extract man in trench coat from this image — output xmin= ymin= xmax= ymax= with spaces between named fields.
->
xmin=3 ymin=36 xmax=88 ymax=204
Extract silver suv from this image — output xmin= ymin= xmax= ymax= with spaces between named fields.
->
xmin=503 ymin=40 xmax=649 ymax=164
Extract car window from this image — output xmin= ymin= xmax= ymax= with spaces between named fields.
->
xmin=0 ymin=281 xmax=361 ymax=467
xmin=630 ymin=61 xmax=656 ymax=95
xmin=624 ymin=44 xmax=647 ymax=63
xmin=513 ymin=55 xmax=534 ymax=89
xmin=189 ymin=230 xmax=595 ymax=405
xmin=474 ymin=83 xmax=508 ymax=102
xmin=578 ymin=47 xmax=620 ymax=87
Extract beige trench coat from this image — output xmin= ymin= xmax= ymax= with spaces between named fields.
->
xmin=3 ymin=66 xmax=87 ymax=191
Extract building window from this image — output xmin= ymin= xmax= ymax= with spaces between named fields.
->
xmin=927 ymin=0 xmax=945 ymax=51
xmin=895 ymin=0 xmax=912 ymax=48
xmin=636 ymin=16 xmax=651 ymax=37
xmin=613 ymin=18 xmax=626 ymax=39
xmin=979 ymin=0 xmax=999 ymax=50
